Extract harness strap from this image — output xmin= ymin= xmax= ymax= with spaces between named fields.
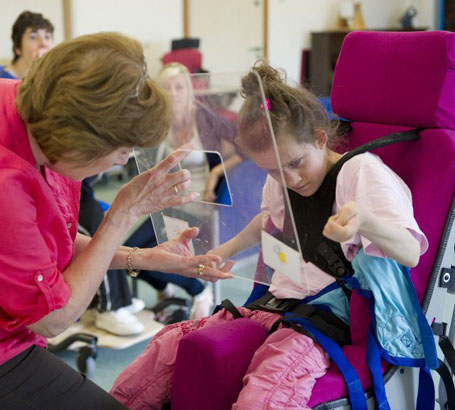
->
xmin=416 ymin=367 xmax=435 ymax=410
xmin=245 ymin=292 xmax=351 ymax=346
xmin=297 ymin=320 xmax=368 ymax=410
xmin=366 ymin=327 xmax=391 ymax=410
xmin=439 ymin=334 xmax=455 ymax=375
xmin=221 ymin=299 xmax=243 ymax=319
xmin=269 ymin=317 xmax=314 ymax=340
xmin=430 ymin=322 xmax=455 ymax=410
xmin=433 ymin=360 xmax=455 ymax=410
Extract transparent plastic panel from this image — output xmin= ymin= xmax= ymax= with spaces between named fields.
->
xmin=134 ymin=71 xmax=306 ymax=293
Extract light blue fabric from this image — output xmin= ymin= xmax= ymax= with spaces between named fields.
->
xmin=308 ymin=284 xmax=350 ymax=325
xmin=351 ymin=249 xmax=437 ymax=365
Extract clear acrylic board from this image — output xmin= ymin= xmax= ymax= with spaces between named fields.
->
xmin=134 ymin=71 xmax=307 ymax=293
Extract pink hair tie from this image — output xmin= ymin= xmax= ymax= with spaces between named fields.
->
xmin=260 ymin=98 xmax=271 ymax=111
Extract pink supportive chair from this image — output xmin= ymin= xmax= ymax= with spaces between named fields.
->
xmin=162 ymin=48 xmax=203 ymax=74
xmin=171 ymin=30 xmax=455 ymax=409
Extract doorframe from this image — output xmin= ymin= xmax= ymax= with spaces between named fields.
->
xmin=62 ymin=0 xmax=73 ymax=40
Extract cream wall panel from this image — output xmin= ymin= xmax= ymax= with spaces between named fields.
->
xmin=71 ymin=0 xmax=182 ymax=76
xmin=189 ymin=0 xmax=263 ymax=73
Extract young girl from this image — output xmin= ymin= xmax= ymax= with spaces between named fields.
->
xmin=110 ymin=63 xmax=431 ymax=409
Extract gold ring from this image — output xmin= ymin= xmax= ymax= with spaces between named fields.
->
xmin=197 ymin=264 xmax=205 ymax=276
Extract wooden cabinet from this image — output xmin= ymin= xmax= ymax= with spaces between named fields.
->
xmin=309 ymin=31 xmax=349 ymax=96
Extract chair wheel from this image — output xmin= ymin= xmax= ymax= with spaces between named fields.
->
xmin=164 ymin=308 xmax=190 ymax=325
xmin=77 ymin=346 xmax=97 ymax=378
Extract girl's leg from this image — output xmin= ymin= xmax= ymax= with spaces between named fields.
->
xmin=110 ymin=308 xmax=240 ymax=409
xmin=233 ymin=328 xmax=330 ymax=410
xmin=110 ymin=307 xmax=280 ymax=409
xmin=0 ymin=346 xmax=126 ymax=410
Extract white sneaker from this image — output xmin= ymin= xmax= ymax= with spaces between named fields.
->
xmin=190 ymin=286 xmax=214 ymax=320
xmin=157 ymin=283 xmax=175 ymax=303
xmin=122 ymin=298 xmax=145 ymax=314
xmin=95 ymin=309 xmax=144 ymax=336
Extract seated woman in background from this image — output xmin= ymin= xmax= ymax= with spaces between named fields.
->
xmin=0 ymin=32 xmax=232 ymax=409
xmin=0 ymin=10 xmax=54 ymax=79
xmin=131 ymin=62 xmax=243 ymax=319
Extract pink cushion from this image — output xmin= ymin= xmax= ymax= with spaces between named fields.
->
xmin=332 ymin=31 xmax=455 ymax=130
xmin=171 ymin=318 xmax=268 ymax=410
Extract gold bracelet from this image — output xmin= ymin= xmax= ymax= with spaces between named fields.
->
xmin=126 ymin=247 xmax=140 ymax=277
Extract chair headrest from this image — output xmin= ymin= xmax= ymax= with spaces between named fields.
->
xmin=331 ymin=31 xmax=455 ymax=130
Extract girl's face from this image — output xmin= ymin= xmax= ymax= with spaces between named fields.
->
xmin=250 ymin=133 xmax=329 ymax=197
xmin=50 ymin=147 xmax=133 ymax=181
xmin=16 ymin=27 xmax=54 ymax=65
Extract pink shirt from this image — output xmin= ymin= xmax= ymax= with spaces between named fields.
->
xmin=263 ymin=152 xmax=428 ymax=300
xmin=0 ymin=80 xmax=81 ymax=364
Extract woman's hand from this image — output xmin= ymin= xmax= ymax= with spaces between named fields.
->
xmin=323 ymin=201 xmax=363 ymax=243
xmin=140 ymin=227 xmax=234 ymax=282
xmin=110 ymin=149 xmax=199 ymax=224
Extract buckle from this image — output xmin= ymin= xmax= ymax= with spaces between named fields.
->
xmin=432 ymin=321 xmax=447 ymax=337
xmin=259 ymin=297 xmax=298 ymax=314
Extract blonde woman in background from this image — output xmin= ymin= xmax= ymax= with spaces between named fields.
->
xmin=129 ymin=62 xmax=243 ymax=320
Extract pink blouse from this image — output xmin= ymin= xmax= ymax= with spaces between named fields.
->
xmin=262 ymin=151 xmax=428 ymax=300
xmin=0 ymin=80 xmax=81 ymax=364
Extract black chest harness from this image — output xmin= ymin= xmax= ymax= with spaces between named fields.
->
xmin=221 ymin=130 xmax=420 ymax=346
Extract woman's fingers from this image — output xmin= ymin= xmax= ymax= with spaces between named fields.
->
xmin=168 ymin=192 xmax=200 ymax=207
xmin=165 ymin=169 xmax=191 ymax=187
xmin=154 ymin=149 xmax=191 ymax=175
xmin=187 ymin=254 xmax=233 ymax=281
xmin=178 ymin=227 xmax=200 ymax=241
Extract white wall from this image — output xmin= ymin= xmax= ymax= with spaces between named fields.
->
xmin=71 ymin=0 xmax=182 ymax=76
xmin=268 ymin=0 xmax=438 ymax=82
xmin=0 ymin=1 xmax=64 ymax=64
xmin=189 ymin=0 xmax=263 ymax=73
xmin=0 ymin=1 xmax=439 ymax=78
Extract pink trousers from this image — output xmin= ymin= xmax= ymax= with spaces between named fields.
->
xmin=110 ymin=307 xmax=330 ymax=409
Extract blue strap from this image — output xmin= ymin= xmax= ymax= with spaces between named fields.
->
xmin=416 ymin=367 xmax=435 ymax=410
xmin=243 ymin=283 xmax=269 ymax=306
xmin=295 ymin=320 xmax=368 ymax=410
xmin=366 ymin=328 xmax=391 ymax=410
xmin=401 ymin=270 xmax=438 ymax=369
